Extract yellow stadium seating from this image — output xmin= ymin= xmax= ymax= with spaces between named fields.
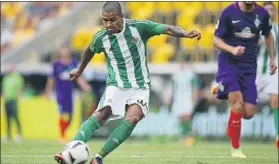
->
xmin=2 ymin=2 xmax=23 ymax=19
xmin=204 ymin=2 xmax=221 ymax=12
xmin=71 ymin=27 xmax=93 ymax=51
xmin=156 ymin=2 xmax=173 ymax=13
xmin=151 ymin=43 xmax=175 ymax=63
xmin=172 ymin=2 xmax=189 ymax=12
xmin=90 ymin=52 xmax=105 ymax=64
xmin=148 ymin=35 xmax=168 ymax=48
xmin=131 ymin=8 xmax=153 ymax=20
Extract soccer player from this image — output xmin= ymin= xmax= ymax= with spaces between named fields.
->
xmin=54 ymin=2 xmax=201 ymax=164
xmin=45 ymin=46 xmax=92 ymax=144
xmin=256 ymin=2 xmax=278 ymax=148
xmin=212 ymin=2 xmax=277 ymax=158
xmin=171 ymin=61 xmax=199 ymax=145
xmin=1 ymin=64 xmax=24 ymax=143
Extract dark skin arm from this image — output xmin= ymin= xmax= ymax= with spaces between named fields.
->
xmin=70 ymin=46 xmax=94 ymax=81
xmin=163 ymin=25 xmax=201 ymax=40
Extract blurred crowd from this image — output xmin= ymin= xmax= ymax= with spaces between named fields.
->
xmin=1 ymin=2 xmax=74 ymax=52
xmin=2 ymin=2 xmax=278 ymax=63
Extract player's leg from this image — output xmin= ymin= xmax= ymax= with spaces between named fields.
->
xmin=73 ymin=105 xmax=112 ymax=142
xmin=179 ymin=114 xmax=195 ymax=146
xmin=4 ymin=100 xmax=12 ymax=141
xmin=270 ymin=94 xmax=278 ymax=148
xmin=91 ymin=88 xmax=149 ymax=164
xmin=215 ymin=66 xmax=246 ymax=158
xmin=12 ymin=100 xmax=22 ymax=142
xmin=96 ymin=104 xmax=143 ymax=159
xmin=227 ymin=91 xmax=245 ymax=157
xmin=241 ymin=72 xmax=258 ymax=120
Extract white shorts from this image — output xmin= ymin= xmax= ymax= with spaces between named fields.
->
xmin=256 ymin=71 xmax=278 ymax=103
xmin=94 ymin=85 xmax=150 ymax=121
xmin=266 ymin=70 xmax=278 ymax=95
xmin=171 ymin=99 xmax=194 ymax=117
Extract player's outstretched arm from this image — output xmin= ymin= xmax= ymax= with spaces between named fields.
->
xmin=265 ymin=33 xmax=277 ymax=74
xmin=213 ymin=36 xmax=245 ymax=56
xmin=45 ymin=77 xmax=54 ymax=98
xmin=70 ymin=46 xmax=94 ymax=81
xmin=162 ymin=25 xmax=201 ymax=40
xmin=77 ymin=76 xmax=92 ymax=92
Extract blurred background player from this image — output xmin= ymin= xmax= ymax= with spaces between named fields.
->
xmin=256 ymin=2 xmax=278 ymax=148
xmin=1 ymin=64 xmax=24 ymax=143
xmin=171 ymin=61 xmax=199 ymax=146
xmin=54 ymin=2 xmax=201 ymax=164
xmin=212 ymin=2 xmax=277 ymax=158
xmin=45 ymin=46 xmax=92 ymax=144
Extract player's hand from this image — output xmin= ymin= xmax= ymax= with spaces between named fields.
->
xmin=185 ymin=30 xmax=201 ymax=40
xmin=69 ymin=68 xmax=81 ymax=81
xmin=232 ymin=46 xmax=245 ymax=56
xmin=269 ymin=60 xmax=277 ymax=75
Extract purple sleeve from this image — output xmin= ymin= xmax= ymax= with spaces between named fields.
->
xmin=261 ymin=10 xmax=272 ymax=37
xmin=214 ymin=9 xmax=229 ymax=38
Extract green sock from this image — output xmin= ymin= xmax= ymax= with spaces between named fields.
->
xmin=180 ymin=120 xmax=191 ymax=136
xmin=99 ymin=120 xmax=136 ymax=158
xmin=272 ymin=107 xmax=278 ymax=135
xmin=73 ymin=116 xmax=101 ymax=142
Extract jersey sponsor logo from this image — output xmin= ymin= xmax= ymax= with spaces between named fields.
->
xmin=59 ymin=71 xmax=71 ymax=80
xmin=232 ymin=20 xmax=240 ymax=24
xmin=235 ymin=27 xmax=256 ymax=38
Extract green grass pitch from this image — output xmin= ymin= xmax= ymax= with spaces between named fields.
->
xmin=1 ymin=139 xmax=278 ymax=164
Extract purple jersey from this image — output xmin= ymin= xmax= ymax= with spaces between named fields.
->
xmin=51 ymin=59 xmax=79 ymax=112
xmin=215 ymin=2 xmax=272 ymax=61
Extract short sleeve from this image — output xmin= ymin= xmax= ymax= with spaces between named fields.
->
xmin=214 ymin=9 xmax=229 ymax=38
xmin=144 ymin=20 xmax=165 ymax=38
xmin=261 ymin=10 xmax=272 ymax=37
xmin=89 ymin=33 xmax=102 ymax=54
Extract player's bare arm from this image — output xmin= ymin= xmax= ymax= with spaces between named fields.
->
xmin=163 ymin=25 xmax=201 ymax=40
xmin=70 ymin=46 xmax=94 ymax=81
xmin=45 ymin=77 xmax=54 ymax=98
xmin=265 ymin=32 xmax=277 ymax=75
xmin=213 ymin=36 xmax=245 ymax=56
xmin=77 ymin=76 xmax=92 ymax=92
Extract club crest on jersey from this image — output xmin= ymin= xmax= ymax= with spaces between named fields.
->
xmin=254 ymin=15 xmax=260 ymax=28
xmin=131 ymin=36 xmax=138 ymax=44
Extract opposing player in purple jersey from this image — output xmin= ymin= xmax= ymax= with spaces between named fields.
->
xmin=45 ymin=46 xmax=92 ymax=144
xmin=212 ymin=2 xmax=277 ymax=158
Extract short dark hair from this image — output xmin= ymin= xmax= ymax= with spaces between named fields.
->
xmin=102 ymin=2 xmax=122 ymax=15
xmin=263 ymin=2 xmax=275 ymax=7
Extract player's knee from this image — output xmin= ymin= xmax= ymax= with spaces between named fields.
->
xmin=125 ymin=115 xmax=142 ymax=124
xmin=243 ymin=112 xmax=255 ymax=120
xmin=243 ymin=107 xmax=256 ymax=120
xmin=231 ymin=100 xmax=244 ymax=113
xmin=93 ymin=105 xmax=112 ymax=124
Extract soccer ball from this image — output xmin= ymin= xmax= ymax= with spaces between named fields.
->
xmin=61 ymin=140 xmax=91 ymax=164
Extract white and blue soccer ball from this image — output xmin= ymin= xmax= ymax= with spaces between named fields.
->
xmin=61 ymin=140 xmax=91 ymax=164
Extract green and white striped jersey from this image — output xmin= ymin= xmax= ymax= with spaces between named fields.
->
xmin=258 ymin=22 xmax=278 ymax=74
xmin=89 ymin=19 xmax=165 ymax=88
